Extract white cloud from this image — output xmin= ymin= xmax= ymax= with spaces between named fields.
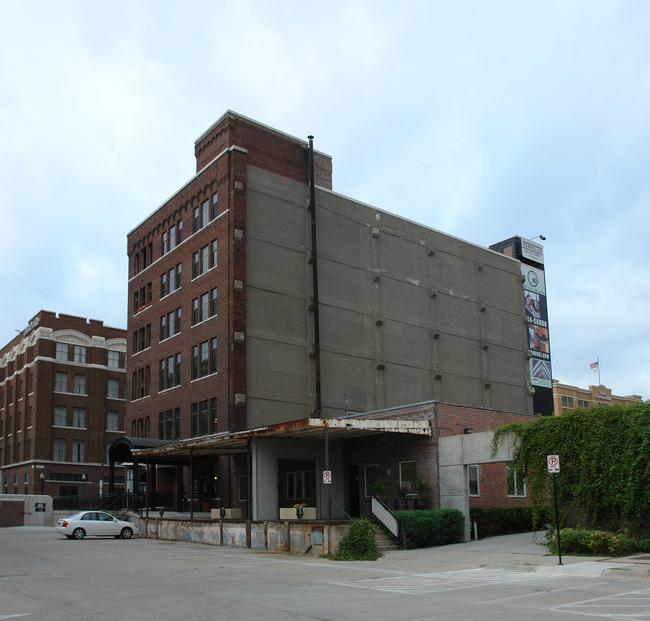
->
xmin=0 ymin=0 xmax=648 ymax=399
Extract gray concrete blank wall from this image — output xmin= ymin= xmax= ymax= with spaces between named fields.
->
xmin=245 ymin=165 xmax=531 ymax=428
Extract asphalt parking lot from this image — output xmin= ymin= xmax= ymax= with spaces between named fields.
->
xmin=1 ymin=527 xmax=648 ymax=620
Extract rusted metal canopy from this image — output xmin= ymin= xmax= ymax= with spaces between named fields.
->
xmin=131 ymin=417 xmax=432 ymax=459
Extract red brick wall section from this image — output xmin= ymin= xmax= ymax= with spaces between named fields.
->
xmin=346 ymin=401 xmax=537 ymax=513
xmin=348 ymin=400 xmax=535 ymax=433
xmin=194 ymin=112 xmax=333 ymax=189
xmin=437 ymin=403 xmax=536 ymax=436
xmin=0 ymin=500 xmax=24 ymax=527
xmin=342 ymin=433 xmax=439 ymax=519
xmin=468 ymin=462 xmax=533 ymax=509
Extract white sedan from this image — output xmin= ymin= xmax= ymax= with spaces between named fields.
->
xmin=56 ymin=511 xmax=138 ymax=540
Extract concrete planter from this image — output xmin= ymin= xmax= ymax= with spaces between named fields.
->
xmin=211 ymin=508 xmax=242 ymax=519
xmin=279 ymin=507 xmax=316 ymax=520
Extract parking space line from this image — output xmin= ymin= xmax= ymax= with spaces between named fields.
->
xmin=546 ymin=587 xmax=650 ymax=620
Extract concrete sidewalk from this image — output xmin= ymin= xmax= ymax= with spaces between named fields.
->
xmin=373 ymin=531 xmax=650 ymax=579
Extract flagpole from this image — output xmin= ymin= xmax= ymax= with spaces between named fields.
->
xmin=597 ymin=357 xmax=600 ymax=385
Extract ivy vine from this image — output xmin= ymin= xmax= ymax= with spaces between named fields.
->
xmin=491 ymin=403 xmax=650 ymax=535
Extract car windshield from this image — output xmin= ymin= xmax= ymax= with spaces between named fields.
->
xmin=66 ymin=513 xmax=83 ymax=520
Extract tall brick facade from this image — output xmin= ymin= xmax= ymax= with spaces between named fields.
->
xmin=0 ymin=311 xmax=127 ymax=498
xmin=126 ymin=111 xmax=536 ymax=515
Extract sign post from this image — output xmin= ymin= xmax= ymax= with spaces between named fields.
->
xmin=547 ymin=455 xmax=563 ymax=565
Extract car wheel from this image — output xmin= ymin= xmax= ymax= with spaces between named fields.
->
xmin=120 ymin=527 xmax=133 ymax=539
xmin=72 ymin=528 xmax=85 ymax=540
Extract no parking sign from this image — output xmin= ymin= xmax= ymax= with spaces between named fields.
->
xmin=547 ymin=454 xmax=560 ymax=473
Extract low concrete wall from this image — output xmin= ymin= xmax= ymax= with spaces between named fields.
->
xmin=0 ymin=495 xmax=52 ymax=527
xmin=138 ymin=517 xmax=349 ymax=556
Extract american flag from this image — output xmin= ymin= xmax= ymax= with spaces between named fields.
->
xmin=590 ymin=361 xmax=599 ymax=371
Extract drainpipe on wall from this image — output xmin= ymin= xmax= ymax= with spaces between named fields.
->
xmin=308 ymin=136 xmax=322 ymax=417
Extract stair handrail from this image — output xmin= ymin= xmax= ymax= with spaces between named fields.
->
xmin=370 ymin=496 xmax=403 ymax=548
xmin=328 ymin=497 xmax=352 ymax=521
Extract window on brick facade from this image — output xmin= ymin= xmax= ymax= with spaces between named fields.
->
xmin=55 ymin=372 xmax=67 ymax=392
xmin=107 ymin=350 xmax=120 ymax=368
xmin=561 ymin=396 xmax=574 ymax=407
xmin=399 ymin=460 xmax=417 ymax=494
xmin=192 ymin=251 xmax=199 ymax=279
xmin=73 ymin=407 xmax=85 ymax=428
xmin=161 ymin=263 xmax=182 ymax=298
xmin=191 ymin=240 xmax=218 ymax=280
xmin=200 ymin=292 xmax=209 ymax=323
xmin=133 ymin=324 xmax=151 ymax=353
xmin=53 ymin=439 xmax=66 ymax=461
xmin=107 ymin=378 xmax=120 ymax=399
xmin=506 ymin=464 xmax=526 ymax=497
xmin=54 ymin=405 xmax=67 ymax=427
xmin=73 ymin=374 xmax=86 ymax=395
xmin=191 ymin=290 xmax=217 ymax=326
xmin=200 ymin=244 xmax=209 ymax=274
xmin=192 ymin=205 xmax=200 ymax=233
xmin=201 ymin=199 xmax=209 ymax=228
xmin=364 ymin=464 xmax=380 ymax=498
xmin=162 ymin=220 xmax=182 ymax=256
xmin=468 ymin=465 xmax=479 ymax=496
xmin=133 ymin=282 xmax=152 ymax=313
xmin=74 ymin=346 xmax=87 ymax=364
xmin=160 ymin=308 xmax=182 ymax=341
xmin=160 ymin=314 xmax=166 ymax=341
xmin=56 ymin=342 xmax=68 ymax=361
xmin=133 ymin=242 xmax=152 ymax=276
xmin=191 ymin=339 xmax=217 ymax=380
xmin=190 ymin=398 xmax=217 ymax=437
xmin=106 ymin=410 xmax=119 ymax=431
xmin=158 ymin=354 xmax=181 ymax=391
xmin=133 ymin=415 xmax=150 ymax=438
xmin=211 ymin=191 xmax=218 ymax=219
xmin=72 ymin=440 xmax=85 ymax=463
xmin=210 ymin=287 xmax=218 ymax=316
xmin=158 ymin=408 xmax=181 ymax=440
xmin=192 ymin=297 xmax=199 ymax=325
xmin=131 ymin=367 xmax=150 ymax=400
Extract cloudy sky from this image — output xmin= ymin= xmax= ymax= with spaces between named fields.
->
xmin=1 ymin=1 xmax=648 ymax=400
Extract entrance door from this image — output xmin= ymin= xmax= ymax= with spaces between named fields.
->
xmin=348 ymin=465 xmax=360 ymax=518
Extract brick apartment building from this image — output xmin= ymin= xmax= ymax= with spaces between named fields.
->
xmin=0 ymin=311 xmax=127 ymax=499
xmin=123 ymin=111 xmax=537 ymax=519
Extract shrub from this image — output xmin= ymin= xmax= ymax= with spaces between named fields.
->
xmin=395 ymin=509 xmax=464 ymax=549
xmin=546 ymin=526 xmax=641 ymax=557
xmin=470 ymin=506 xmax=552 ymax=538
xmin=330 ymin=518 xmax=380 ymax=561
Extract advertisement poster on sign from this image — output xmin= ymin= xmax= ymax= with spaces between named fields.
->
xmin=522 ymin=265 xmax=552 ymax=388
